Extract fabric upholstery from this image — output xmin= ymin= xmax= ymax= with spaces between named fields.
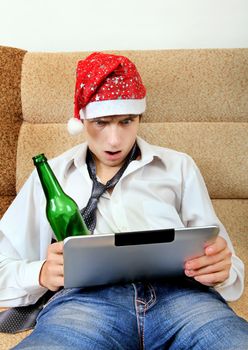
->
xmin=0 ymin=47 xmax=247 ymax=349
xmin=0 ymin=46 xmax=26 ymax=208
xmin=0 ymin=196 xmax=15 ymax=219
xmin=21 ymin=50 xmax=248 ymax=123
xmin=212 ymin=199 xmax=248 ymax=320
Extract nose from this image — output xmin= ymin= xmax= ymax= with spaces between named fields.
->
xmin=107 ymin=124 xmax=121 ymax=148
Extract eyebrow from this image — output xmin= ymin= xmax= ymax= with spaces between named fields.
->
xmin=90 ymin=115 xmax=137 ymax=122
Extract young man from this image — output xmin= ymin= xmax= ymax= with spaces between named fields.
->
xmin=0 ymin=52 xmax=248 ymax=349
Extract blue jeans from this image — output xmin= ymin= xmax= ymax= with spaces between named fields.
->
xmin=13 ymin=279 xmax=248 ymax=349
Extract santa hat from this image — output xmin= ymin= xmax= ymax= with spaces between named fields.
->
xmin=68 ymin=52 xmax=146 ymax=135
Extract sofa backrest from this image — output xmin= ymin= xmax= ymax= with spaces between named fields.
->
xmin=0 ymin=46 xmax=26 ymax=217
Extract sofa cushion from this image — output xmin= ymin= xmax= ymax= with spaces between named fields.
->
xmin=213 ymin=199 xmax=248 ymax=320
xmin=0 ymin=46 xmax=26 ymax=200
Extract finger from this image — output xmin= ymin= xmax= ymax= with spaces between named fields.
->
xmin=185 ymin=247 xmax=231 ymax=270
xmin=47 ymin=244 xmax=64 ymax=262
xmin=185 ymin=259 xmax=231 ymax=277
xmin=49 ymin=241 xmax=64 ymax=254
xmin=46 ymin=251 xmax=64 ymax=265
xmin=205 ymin=236 xmax=227 ymax=256
xmin=49 ymin=276 xmax=64 ymax=291
xmin=39 ymin=262 xmax=64 ymax=289
xmin=43 ymin=260 xmax=64 ymax=276
xmin=193 ymin=270 xmax=230 ymax=286
xmin=48 ymin=253 xmax=64 ymax=265
xmin=53 ymin=264 xmax=64 ymax=277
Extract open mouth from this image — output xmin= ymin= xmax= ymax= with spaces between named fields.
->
xmin=105 ymin=151 xmax=121 ymax=155
xmin=104 ymin=150 xmax=122 ymax=160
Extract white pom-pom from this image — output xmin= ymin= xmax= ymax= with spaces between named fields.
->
xmin=67 ymin=117 xmax=84 ymax=135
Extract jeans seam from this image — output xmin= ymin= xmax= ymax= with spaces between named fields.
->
xmin=133 ymin=283 xmax=143 ymax=350
xmin=136 ymin=301 xmax=145 ymax=350
xmin=142 ymin=303 xmax=147 ymax=350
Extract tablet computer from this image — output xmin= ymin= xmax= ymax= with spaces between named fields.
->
xmin=63 ymin=225 xmax=219 ymax=288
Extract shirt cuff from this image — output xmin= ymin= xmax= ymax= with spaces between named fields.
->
xmin=214 ymin=267 xmax=243 ymax=301
xmin=21 ymin=259 xmax=47 ymax=294
xmin=215 ymin=268 xmax=236 ymax=289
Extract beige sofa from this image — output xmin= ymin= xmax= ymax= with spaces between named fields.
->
xmin=0 ymin=46 xmax=247 ymax=349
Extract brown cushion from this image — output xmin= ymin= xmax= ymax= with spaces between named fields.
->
xmin=0 ymin=46 xmax=26 ymax=198
xmin=213 ymin=199 xmax=248 ymax=320
xmin=0 ymin=196 xmax=15 ymax=218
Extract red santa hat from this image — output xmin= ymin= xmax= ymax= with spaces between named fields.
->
xmin=68 ymin=52 xmax=146 ymax=135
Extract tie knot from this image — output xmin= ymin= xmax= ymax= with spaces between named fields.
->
xmin=91 ymin=182 xmax=107 ymax=198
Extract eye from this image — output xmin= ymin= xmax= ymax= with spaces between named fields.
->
xmin=95 ymin=120 xmax=107 ymax=127
xmin=121 ymin=118 xmax=133 ymax=125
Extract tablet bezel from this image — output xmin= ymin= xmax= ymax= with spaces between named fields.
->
xmin=63 ymin=225 xmax=219 ymax=288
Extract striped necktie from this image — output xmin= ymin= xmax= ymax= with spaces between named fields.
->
xmin=81 ymin=142 xmax=140 ymax=233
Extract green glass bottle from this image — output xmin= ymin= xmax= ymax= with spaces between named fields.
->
xmin=33 ymin=153 xmax=90 ymax=241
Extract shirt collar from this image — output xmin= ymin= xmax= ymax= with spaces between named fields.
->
xmin=63 ymin=137 xmax=164 ymax=178
xmin=74 ymin=142 xmax=88 ymax=169
xmin=136 ymin=136 xmax=163 ymax=163
xmin=63 ymin=142 xmax=88 ymax=178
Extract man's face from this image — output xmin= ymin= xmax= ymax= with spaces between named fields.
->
xmin=83 ymin=115 xmax=140 ymax=168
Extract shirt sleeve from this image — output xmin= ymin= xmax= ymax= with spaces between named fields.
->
xmin=180 ymin=155 xmax=244 ymax=301
xmin=0 ymin=171 xmax=50 ymax=307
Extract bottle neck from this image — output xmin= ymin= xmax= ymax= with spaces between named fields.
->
xmin=36 ymin=161 xmax=63 ymax=199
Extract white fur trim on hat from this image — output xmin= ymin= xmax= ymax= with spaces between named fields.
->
xmin=79 ymin=97 xmax=146 ymax=119
xmin=67 ymin=117 xmax=84 ymax=135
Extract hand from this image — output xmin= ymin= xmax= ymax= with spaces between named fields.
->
xmin=39 ymin=241 xmax=64 ymax=291
xmin=184 ymin=236 xmax=232 ymax=286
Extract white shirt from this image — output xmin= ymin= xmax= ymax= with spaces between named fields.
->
xmin=0 ymin=137 xmax=244 ymax=306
